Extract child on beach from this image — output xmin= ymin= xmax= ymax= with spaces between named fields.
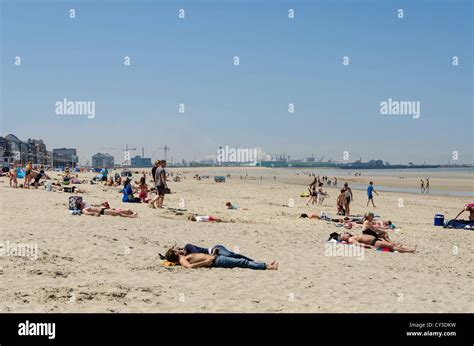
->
xmin=306 ymin=185 xmax=317 ymax=206
xmin=226 ymin=202 xmax=238 ymax=209
xmin=366 ymin=181 xmax=379 ymax=207
xmin=138 ymin=176 xmax=149 ymax=203
xmin=9 ymin=166 xmax=18 ymax=188
xmin=317 ymin=183 xmax=328 ymax=204
xmin=336 ymin=189 xmax=346 ymax=215
xmin=187 ymin=214 xmax=234 ymax=223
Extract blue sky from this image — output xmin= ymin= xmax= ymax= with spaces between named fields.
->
xmin=1 ymin=0 xmax=472 ymax=164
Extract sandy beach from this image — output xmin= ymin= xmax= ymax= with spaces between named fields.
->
xmin=0 ymin=167 xmax=473 ymax=313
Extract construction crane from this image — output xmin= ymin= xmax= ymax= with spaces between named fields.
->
xmin=159 ymin=145 xmax=170 ymax=162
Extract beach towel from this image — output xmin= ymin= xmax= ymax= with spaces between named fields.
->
xmin=16 ymin=168 xmax=25 ymax=179
xmin=444 ymin=219 xmax=474 ymax=230
xmin=161 ymin=260 xmax=180 ymax=267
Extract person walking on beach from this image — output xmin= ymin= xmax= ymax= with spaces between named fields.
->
xmin=420 ymin=179 xmax=425 ymax=193
xmin=426 ymin=178 xmax=430 ymax=194
xmin=150 ymin=160 xmax=167 ymax=209
xmin=343 ymin=183 xmax=353 ymax=216
xmin=366 ymin=181 xmax=379 ymax=207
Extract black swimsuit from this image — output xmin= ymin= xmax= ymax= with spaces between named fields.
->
xmin=362 ymin=229 xmax=378 ymax=238
xmin=100 ymin=208 xmax=106 ymax=215
xmin=370 ymin=237 xmax=382 ymax=246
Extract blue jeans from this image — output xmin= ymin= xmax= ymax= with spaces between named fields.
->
xmin=213 ymin=255 xmax=267 ymax=270
xmin=212 ymin=245 xmax=254 ymax=262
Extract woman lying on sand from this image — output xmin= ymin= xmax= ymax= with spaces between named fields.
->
xmin=76 ymin=200 xmax=138 ymax=218
xmin=165 ymin=246 xmax=278 ymax=270
xmin=332 ymin=232 xmax=416 ymax=253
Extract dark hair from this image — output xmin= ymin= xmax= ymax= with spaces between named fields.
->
xmin=328 ymin=232 xmax=340 ymax=241
xmin=340 ymin=189 xmax=345 ymax=193
xmin=124 ymin=178 xmax=130 ymax=187
xmin=300 ymin=213 xmax=308 ymax=218
xmin=75 ymin=200 xmax=83 ymax=210
xmin=165 ymin=248 xmax=179 ymax=263
xmin=369 ymin=181 xmax=373 ymax=185
xmin=140 ymin=176 xmax=146 ymax=185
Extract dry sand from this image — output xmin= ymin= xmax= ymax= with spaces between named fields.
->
xmin=0 ymin=167 xmax=473 ymax=312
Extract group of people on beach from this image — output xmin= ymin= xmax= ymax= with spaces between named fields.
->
xmin=420 ymin=178 xmax=430 ymax=193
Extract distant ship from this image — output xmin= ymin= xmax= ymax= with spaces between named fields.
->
xmin=257 ymin=161 xmax=338 ymax=168
xmin=339 ymin=160 xmax=440 ymax=170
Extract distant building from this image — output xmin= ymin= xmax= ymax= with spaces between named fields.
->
xmin=4 ymin=134 xmax=29 ymax=164
xmin=53 ymin=148 xmax=78 ymax=168
xmin=92 ymin=153 xmax=114 ymax=168
xmin=130 ymin=155 xmax=152 ymax=167
xmin=27 ymin=138 xmax=48 ymax=165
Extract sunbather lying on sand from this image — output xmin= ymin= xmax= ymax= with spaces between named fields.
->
xmin=167 ymin=244 xmax=255 ymax=262
xmin=333 ymin=232 xmax=416 ymax=253
xmin=187 ymin=214 xmax=234 ymax=223
xmin=76 ymin=201 xmax=138 ymax=218
xmin=164 ymin=246 xmax=278 ymax=270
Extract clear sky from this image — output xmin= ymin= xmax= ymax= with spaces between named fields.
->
xmin=1 ymin=0 xmax=472 ymax=165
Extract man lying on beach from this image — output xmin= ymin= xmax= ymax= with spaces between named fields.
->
xmin=333 ymin=232 xmax=416 ymax=253
xmin=168 ymin=244 xmax=255 ymax=262
xmin=454 ymin=204 xmax=474 ymax=221
xmin=76 ymin=201 xmax=138 ymax=218
xmin=165 ymin=246 xmax=278 ymax=270
xmin=187 ymin=214 xmax=234 ymax=223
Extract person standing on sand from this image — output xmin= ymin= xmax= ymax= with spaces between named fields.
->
xmin=343 ymin=182 xmax=353 ymax=216
xmin=150 ymin=160 xmax=167 ymax=209
xmin=366 ymin=181 xmax=379 ymax=207
xmin=9 ymin=165 xmax=18 ymax=188
xmin=24 ymin=161 xmax=32 ymax=189
xmin=420 ymin=179 xmax=425 ymax=193
xmin=426 ymin=178 xmax=430 ymax=194
xmin=151 ymin=160 xmax=159 ymax=184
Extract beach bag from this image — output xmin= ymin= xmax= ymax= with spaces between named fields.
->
xmin=68 ymin=196 xmax=82 ymax=210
